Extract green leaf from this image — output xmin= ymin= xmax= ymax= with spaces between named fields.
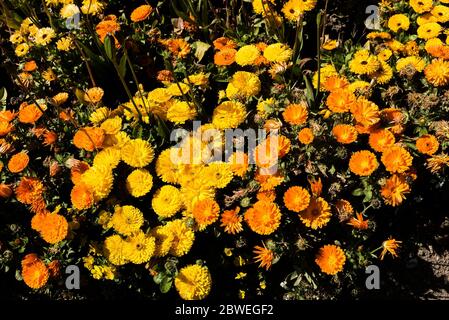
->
xmin=160 ymin=277 xmax=173 ymax=293
xmin=153 ymin=272 xmax=164 ymax=284
xmin=193 ymin=41 xmax=211 ymax=62
xmin=104 ymin=35 xmax=115 ymax=61
xmin=0 ymin=87 xmax=7 ymax=107
xmin=118 ymin=54 xmax=127 ymax=78
xmin=363 ymin=189 xmax=373 ymax=202
xmin=352 ymin=188 xmax=364 ymax=196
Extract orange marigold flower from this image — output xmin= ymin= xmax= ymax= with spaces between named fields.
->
xmin=18 ymin=102 xmax=43 ymax=124
xmin=227 ymin=152 xmax=249 ymax=177
xmin=350 ymin=98 xmax=380 ymax=127
xmin=43 ymin=130 xmax=58 ymax=146
xmin=381 ymin=145 xmax=413 ymax=173
xmin=332 ymin=124 xmax=358 ymax=144
xmin=368 ymin=129 xmax=395 ymax=153
xmin=71 ymin=183 xmax=95 ymax=210
xmin=0 ymin=120 xmax=14 ymax=136
xmin=213 ymin=37 xmax=237 ymax=50
xmin=21 ymin=253 xmax=40 ymax=269
xmin=255 ymin=170 xmax=284 ymax=191
xmin=8 ymin=152 xmax=29 ymax=173
xmin=39 ymin=213 xmax=69 ymax=244
xmin=70 ymin=160 xmax=90 ymax=185
xmin=380 ymin=238 xmax=401 ymax=260
xmin=254 ymin=135 xmax=290 ymax=168
xmin=347 ymin=212 xmax=369 ymax=230
xmin=298 ymin=127 xmax=314 ymax=144
xmin=323 ymin=75 xmax=349 ymax=92
xmin=256 ymin=190 xmax=276 ymax=202
xmin=96 ymin=15 xmax=120 ymax=43
xmin=244 ymin=201 xmax=281 ymax=235
xmin=84 ymin=87 xmax=104 ymax=104
xmin=23 ymin=60 xmax=37 ymax=72
xmin=253 ymin=244 xmax=274 ymax=271
xmin=283 ymin=186 xmax=310 ymax=212
xmin=299 ymin=197 xmax=331 ymax=229
xmin=21 ymin=254 xmax=49 ymax=289
xmin=381 ymin=174 xmax=410 ymax=206
xmin=47 ymin=260 xmax=61 ymax=278
xmin=0 ymin=183 xmax=13 ymax=198
xmin=326 ymin=88 xmax=356 ymax=113
xmin=16 ymin=176 xmax=44 ymax=205
xmin=308 ymin=176 xmax=322 ymax=196
xmin=31 ymin=211 xmax=49 ymax=232
xmin=73 ymin=127 xmax=105 ymax=151
xmin=214 ymin=48 xmax=236 ymax=65
xmin=349 ymin=150 xmax=379 ymax=176
xmin=315 ymin=245 xmax=346 ymax=275
xmin=130 ymin=4 xmax=153 ymax=22
xmin=220 ymin=207 xmax=243 ymax=234
xmin=0 ymin=110 xmax=16 ymax=122
xmin=59 ymin=109 xmax=74 ymax=122
xmin=162 ymin=38 xmax=191 ymax=58
xmin=192 ymin=198 xmax=220 ymax=231
xmin=416 ymin=134 xmax=439 ymax=155
xmin=335 ymin=199 xmax=354 ymax=216
xmin=282 ymin=103 xmax=308 ymax=125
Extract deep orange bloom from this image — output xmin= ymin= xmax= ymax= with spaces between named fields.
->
xmin=244 ymin=201 xmax=281 ymax=235
xmin=308 ymin=176 xmax=323 ymax=196
xmin=16 ymin=177 xmax=45 ymax=206
xmin=73 ymin=127 xmax=105 ymax=151
xmin=43 ymin=130 xmax=58 ymax=146
xmin=253 ymin=244 xmax=274 ymax=271
xmin=8 ymin=152 xmax=29 ymax=173
xmin=326 ymin=88 xmax=356 ymax=113
xmin=323 ymin=75 xmax=349 ymax=92
xmin=347 ymin=212 xmax=369 ymax=230
xmin=162 ymin=38 xmax=191 ymax=58
xmin=71 ymin=184 xmax=95 ymax=210
xmin=70 ymin=161 xmax=90 ymax=185
xmin=220 ymin=207 xmax=243 ymax=234
xmin=368 ymin=129 xmax=395 ymax=153
xmin=299 ymin=197 xmax=331 ymax=229
xmin=349 ymin=150 xmax=379 ymax=176
xmin=213 ymin=37 xmax=237 ymax=50
xmin=18 ymin=102 xmax=43 ymax=124
xmin=282 ymin=103 xmax=308 ymax=125
xmin=381 ymin=145 xmax=413 ymax=173
xmin=315 ymin=245 xmax=346 ymax=275
xmin=214 ymin=48 xmax=237 ymax=65
xmin=0 ymin=183 xmax=13 ymax=198
xmin=130 ymin=5 xmax=153 ymax=22
xmin=192 ymin=198 xmax=220 ymax=231
xmin=96 ymin=15 xmax=120 ymax=43
xmin=47 ymin=260 xmax=61 ymax=278
xmin=416 ymin=134 xmax=439 ymax=155
xmin=380 ymin=238 xmax=401 ymax=260
xmin=0 ymin=110 xmax=17 ymax=122
xmin=283 ymin=186 xmax=310 ymax=212
xmin=332 ymin=124 xmax=358 ymax=144
xmin=0 ymin=120 xmax=14 ymax=136
xmin=298 ymin=128 xmax=314 ymax=144
xmin=39 ymin=213 xmax=69 ymax=244
xmin=23 ymin=60 xmax=37 ymax=72
xmin=350 ymin=98 xmax=380 ymax=127
xmin=381 ymin=174 xmax=410 ymax=206
xmin=21 ymin=255 xmax=49 ymax=289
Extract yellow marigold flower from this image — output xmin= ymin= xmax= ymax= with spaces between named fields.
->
xmin=166 ymin=82 xmax=190 ymax=96
xmin=34 ymin=27 xmax=55 ymax=46
xmin=156 ymin=148 xmax=181 ymax=184
xmin=162 ymin=38 xmax=191 ymax=59
xmin=371 ymin=61 xmax=393 ymax=84
xmin=126 ymin=169 xmax=153 ymax=197
xmin=152 ymin=185 xmax=182 ymax=218
xmin=111 ymin=205 xmax=144 ymax=236
xmin=93 ymin=147 xmax=121 ymax=169
xmin=167 ymin=101 xmax=197 ymax=124
xmin=121 ymin=139 xmax=154 ymax=168
xmin=381 ymin=145 xmax=413 ymax=173
xmin=203 ymin=162 xmax=234 ymax=188
xmin=380 ymin=238 xmax=401 ymax=260
xmin=252 ymin=0 xmax=275 ymax=15
xmin=431 ymin=5 xmax=449 ymax=23
xmin=226 ymin=71 xmax=261 ymax=99
xmin=312 ymin=63 xmax=338 ymax=90
xmin=175 ymin=264 xmax=212 ymax=300
xmin=185 ymin=72 xmax=209 ymax=87
xmin=416 ymin=134 xmax=439 ymax=155
xmin=368 ymin=129 xmax=395 ymax=153
xmin=104 ymin=234 xmax=127 ymax=266
xmin=322 ymin=39 xmax=338 ymax=50
xmin=381 ymin=175 xmax=410 ymax=207
xmin=220 ymin=207 xmax=243 ymax=234
xmin=56 ymin=37 xmax=73 ymax=51
xmin=424 ymin=59 xmax=449 ymax=86
xmin=299 ymin=197 xmax=331 ymax=229
xmin=417 ymin=22 xmax=442 ymax=39
xmin=81 ymin=165 xmax=113 ymax=201
xmin=388 ymin=14 xmax=410 ymax=32
xmin=148 ymin=87 xmax=172 ymax=103
xmin=377 ymin=49 xmax=392 ymax=61
xmin=81 ymin=0 xmax=104 ymax=15
xmin=348 ymin=80 xmax=370 ymax=93
xmin=10 ymin=31 xmax=24 ymax=44
xmin=284 ymin=186 xmax=310 ymax=212
xmin=244 ymin=201 xmax=281 ymax=235
xmin=396 ymin=56 xmax=426 ymax=72
xmin=349 ymin=150 xmax=379 ymax=176
xmin=282 ymin=0 xmax=317 ymax=21
xmin=100 ymin=116 xmax=122 ymax=135
xmin=263 ymin=43 xmax=293 ymax=63
xmin=123 ymin=231 xmax=155 ymax=264
xmin=60 ymin=4 xmax=80 ymax=19
xmin=315 ymin=245 xmax=346 ymax=275
xmin=410 ymin=0 xmax=433 ymax=14
xmin=89 ymin=107 xmax=111 ymax=124
xmin=15 ymin=43 xmax=29 ymax=57
xmin=166 ymin=219 xmax=195 ymax=257
xmin=235 ymin=45 xmax=260 ymax=66
xmin=253 ymin=244 xmax=274 ymax=270
xmin=349 ymin=50 xmax=380 ymax=75
xmin=192 ymin=198 xmax=220 ymax=231
xmin=212 ymin=100 xmax=246 ymax=129
xmin=151 ymin=226 xmax=174 ymax=257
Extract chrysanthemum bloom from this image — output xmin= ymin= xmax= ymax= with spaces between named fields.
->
xmin=332 ymin=124 xmax=358 ymax=144
xmin=152 ymin=185 xmax=183 ymax=218
xmin=263 ymin=43 xmax=292 ymax=63
xmin=416 ymin=134 xmax=439 ymax=155
xmin=130 ymin=4 xmax=153 ymax=22
xmin=381 ymin=145 xmax=413 ymax=173
xmin=220 ymin=207 xmax=243 ymax=234
xmin=8 ymin=152 xmax=29 ymax=173
xmin=347 ymin=212 xmax=369 ymax=230
xmin=212 ymin=100 xmax=246 ymax=129
xmin=424 ymin=59 xmax=449 ymax=87
xmin=18 ymin=102 xmax=44 ymax=124
xmin=368 ymin=129 xmax=395 ymax=153
xmin=21 ymin=254 xmax=49 ymax=289
xmin=192 ymin=199 xmax=220 ymax=231
xmin=166 ymin=219 xmax=195 ymax=257
xmin=34 ymin=27 xmax=55 ymax=45
xmin=0 ymin=184 xmax=13 ymax=198
xmin=81 ymin=165 xmax=113 ymax=201
xmin=295 ymin=126 xmax=313 ymax=144
xmin=299 ymin=197 xmax=331 ymax=229
xmin=161 ymin=38 xmax=191 ymax=58
xmin=326 ymin=88 xmax=356 ymax=113
xmin=71 ymin=183 xmax=94 ymax=210
xmin=167 ymin=101 xmax=197 ymax=124
xmin=417 ymin=22 xmax=442 ymax=39
xmin=315 ymin=245 xmax=346 ymax=275
xmin=283 ymin=186 xmax=310 ymax=212
xmin=226 ymin=71 xmax=261 ymax=99
xmin=214 ymin=48 xmax=237 ymax=65
xmin=227 ymin=152 xmax=249 ymax=177
xmin=282 ymin=102 xmax=308 ymax=125
xmin=349 ymin=150 xmax=379 ymax=176
xmin=73 ymin=127 xmax=105 ymax=151
xmin=253 ymin=244 xmax=274 ymax=270
xmin=126 ymin=169 xmax=153 ymax=198
xmin=388 ymin=14 xmax=410 ymax=32
xmin=111 ymin=205 xmax=144 ymax=236
xmin=175 ymin=264 xmax=211 ymax=300
xmin=350 ymin=98 xmax=380 ymax=127
xmin=121 ymin=139 xmax=154 ymax=168
xmin=381 ymin=175 xmax=410 ymax=207
xmin=104 ymin=234 xmax=127 ymax=266
xmin=235 ymin=45 xmax=260 ymax=66
xmin=282 ymin=0 xmax=317 ymax=21
xmin=245 ymin=201 xmax=281 ymax=235
xmin=123 ymin=231 xmax=155 ymax=264
xmin=380 ymin=238 xmax=401 ymax=260
xmin=39 ymin=213 xmax=68 ymax=244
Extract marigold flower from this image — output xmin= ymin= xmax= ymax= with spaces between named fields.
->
xmin=424 ymin=59 xmax=449 ymax=87
xmin=192 ymin=198 xmax=220 ymax=231
xmin=73 ymin=127 xmax=105 ymax=151
xmin=315 ymin=245 xmax=346 ymax=275
xmin=152 ymin=185 xmax=183 ymax=218
xmin=283 ymin=186 xmax=310 ymax=212
xmin=18 ymin=103 xmax=44 ymax=124
xmin=220 ymin=207 xmax=243 ymax=234
xmin=126 ymin=169 xmax=153 ymax=197
xmin=39 ymin=212 xmax=69 ymax=244
xmin=71 ymin=183 xmax=95 ymax=210
xmin=175 ymin=264 xmax=212 ymax=300
xmin=253 ymin=244 xmax=274 ymax=270
xmin=214 ymin=48 xmax=237 ymax=65
xmin=350 ymin=98 xmax=380 ymax=127
xmin=326 ymin=89 xmax=356 ymax=113
xmin=245 ymin=201 xmax=281 ymax=235
xmin=299 ymin=197 xmax=331 ymax=229
xmin=381 ymin=145 xmax=413 ymax=173
xmin=298 ymin=128 xmax=314 ymax=144
xmin=121 ymin=139 xmax=154 ymax=168
xmin=368 ymin=129 xmax=395 ymax=153
xmin=416 ymin=134 xmax=439 ymax=155
xmin=130 ymin=4 xmax=153 ymax=22
xmin=332 ymin=124 xmax=358 ymax=144
xmin=381 ymin=175 xmax=410 ymax=207
xmin=380 ymin=238 xmax=401 ymax=260
xmin=282 ymin=103 xmax=308 ymax=125
xmin=123 ymin=231 xmax=155 ymax=264
xmin=21 ymin=254 xmax=49 ymax=289
xmin=166 ymin=219 xmax=195 ymax=257
xmin=8 ymin=152 xmax=29 ymax=173
xmin=349 ymin=150 xmax=379 ymax=176
xmin=347 ymin=212 xmax=369 ymax=230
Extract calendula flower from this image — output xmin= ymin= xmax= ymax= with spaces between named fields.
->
xmin=151 ymin=226 xmax=174 ymax=257
xmin=60 ymin=4 xmax=80 ymax=18
xmin=379 ymin=238 xmax=401 ymax=260
xmin=349 ymin=50 xmax=380 ymax=75
xmin=220 ymin=207 xmax=243 ymax=234
xmin=245 ymin=201 xmax=281 ymax=235
xmin=73 ymin=127 xmax=105 ymax=151
xmin=253 ymin=244 xmax=274 ymax=270
xmin=111 ymin=205 xmax=144 ymax=236
xmin=93 ymin=147 xmax=121 ymax=169
xmin=130 ymin=4 xmax=153 ymax=22
xmin=152 ymin=185 xmax=183 ymax=218
xmin=34 ymin=27 xmax=55 ymax=46
xmin=162 ymin=38 xmax=191 ymax=58
xmin=8 ymin=152 xmax=29 ymax=173
xmin=416 ymin=134 xmax=439 ymax=155
xmin=192 ymin=198 xmax=220 ymax=231
xmin=123 ymin=231 xmax=155 ymax=264
xmin=214 ymin=48 xmax=237 ymax=65
xmin=282 ymin=0 xmax=317 ymax=21
xmin=417 ymin=22 xmax=442 ymax=39
xmin=121 ymin=139 xmax=154 ymax=168
xmin=332 ymin=124 xmax=358 ymax=144
xmin=381 ymin=175 xmax=410 ymax=207
xmin=381 ymin=145 xmax=413 ymax=173
xmin=81 ymin=0 xmax=105 ymax=15
xmin=21 ymin=254 xmax=49 ymax=289
xmin=175 ymin=265 xmax=212 ymax=300
xmin=56 ymin=37 xmax=73 ymax=51
xmin=369 ymin=129 xmax=395 ymax=153
xmin=226 ymin=71 xmax=261 ymax=99
xmin=299 ymin=197 xmax=331 ymax=229
xmin=104 ymin=234 xmax=127 ymax=266
xmin=81 ymin=165 xmax=113 ymax=201
xmin=227 ymin=152 xmax=249 ymax=177
xmin=167 ymin=101 xmax=197 ymax=124
xmin=350 ymin=98 xmax=380 ymax=127
xmin=71 ymin=183 xmax=94 ymax=210
xmin=349 ymin=150 xmax=379 ymax=176
xmin=263 ymin=43 xmax=292 ymax=63
xmin=212 ymin=101 xmax=246 ymax=129
xmin=15 ymin=43 xmax=29 ymax=57
xmin=323 ymin=75 xmax=349 ymax=92
xmin=283 ymin=186 xmax=310 ymax=212
xmin=126 ymin=169 xmax=153 ymax=197
xmin=347 ymin=212 xmax=369 ymax=230
xmin=431 ymin=5 xmax=449 ymax=23
xmin=388 ymin=14 xmax=410 ymax=32
xmin=235 ymin=44 xmax=260 ymax=66
xmin=18 ymin=102 xmax=44 ymax=124
xmin=203 ymin=162 xmax=234 ymax=188
xmin=282 ymin=102 xmax=308 ymax=125
xmin=424 ymin=59 xmax=449 ymax=86
xmin=396 ymin=56 xmax=426 ymax=72
xmin=410 ymin=0 xmax=433 ymax=14
xmin=84 ymin=87 xmax=104 ymax=103
xmin=298 ymin=128 xmax=314 ymax=144
xmin=315 ymin=245 xmax=346 ymax=275
xmin=326 ymin=89 xmax=356 ymax=113
xmin=39 ymin=212 xmax=69 ymax=244
xmin=166 ymin=219 xmax=195 ymax=257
